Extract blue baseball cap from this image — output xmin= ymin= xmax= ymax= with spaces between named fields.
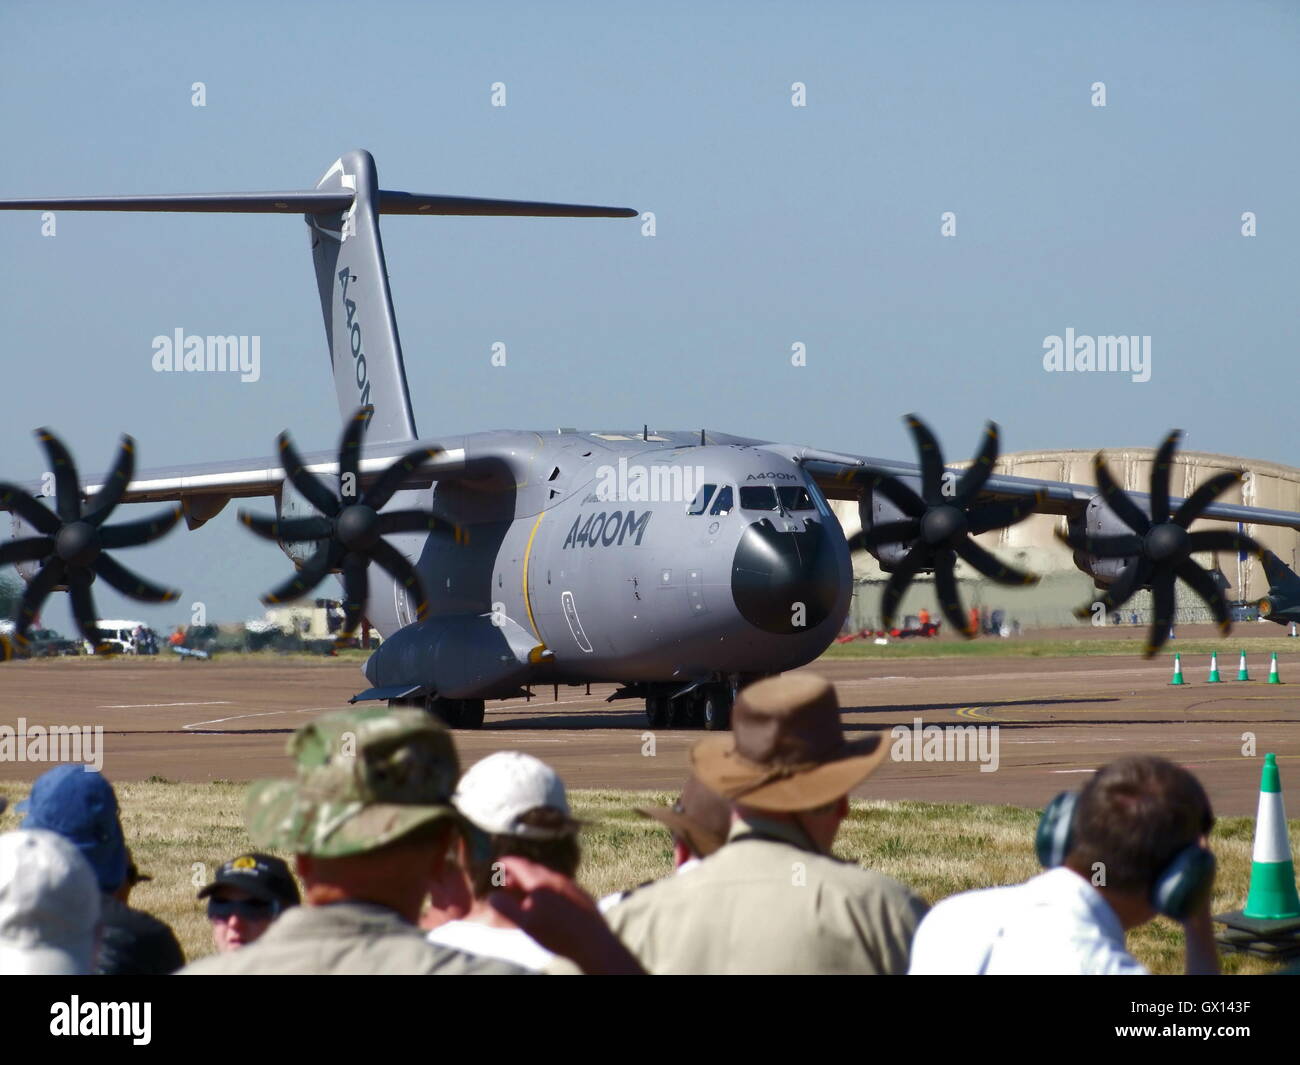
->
xmin=17 ymin=765 xmax=127 ymax=895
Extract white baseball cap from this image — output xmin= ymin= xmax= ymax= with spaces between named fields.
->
xmin=0 ymin=829 xmax=101 ymax=975
xmin=453 ymin=752 xmax=579 ymax=840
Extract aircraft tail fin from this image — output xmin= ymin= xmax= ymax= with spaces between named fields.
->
xmin=1261 ymin=549 xmax=1300 ymax=593
xmin=0 ymin=149 xmax=636 ymax=445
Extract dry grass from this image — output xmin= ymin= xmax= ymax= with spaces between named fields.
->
xmin=1 ymin=780 xmax=1293 ymax=974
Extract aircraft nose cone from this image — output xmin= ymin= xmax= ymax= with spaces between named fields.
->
xmin=731 ymin=518 xmax=840 ymax=635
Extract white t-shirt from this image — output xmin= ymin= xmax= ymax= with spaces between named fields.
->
xmin=427 ymin=920 xmax=554 ymax=973
xmin=908 ymin=867 xmax=1148 ymax=975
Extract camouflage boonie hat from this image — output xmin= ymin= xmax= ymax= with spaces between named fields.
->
xmin=246 ymin=707 xmax=460 ymax=858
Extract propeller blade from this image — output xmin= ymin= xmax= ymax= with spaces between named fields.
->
xmin=337 ymin=406 xmax=372 ymax=501
xmin=261 ymin=545 xmax=336 ymax=605
xmin=861 ymin=472 xmax=926 ymax=519
xmin=0 ymin=483 xmax=61 ymax=535
xmin=880 ymin=547 xmax=928 ymax=630
xmin=1175 ymin=559 xmax=1230 ymax=633
xmin=953 ymin=537 xmax=1039 ymax=586
xmin=362 ymin=446 xmax=445 ymax=511
xmin=1144 ymin=568 xmax=1176 ymax=658
xmin=1075 ymin=559 xmax=1148 ymax=619
xmin=36 ymin=428 xmax=83 ymax=523
xmin=375 ymin=509 xmax=465 ymax=542
xmin=335 ymin=554 xmax=370 ymax=645
xmin=1185 ymin=530 xmax=1259 ymax=557
xmin=1093 ymin=455 xmax=1151 ymax=535
xmin=933 ymin=552 xmax=973 ymax=637
xmin=16 ymin=559 xmax=66 ymax=634
xmin=967 ymin=492 xmax=1043 ymax=536
xmin=238 ymin=511 xmax=333 ymax=543
xmin=1173 ymin=471 xmax=1243 ymax=528
xmin=67 ymin=569 xmax=108 ymax=653
xmin=82 ymin=435 xmax=136 ymax=527
xmin=0 ymin=537 xmax=54 ymax=566
xmin=93 ymin=554 xmax=180 ymax=603
xmin=953 ymin=422 xmax=999 ymax=505
xmin=370 ymin=540 xmax=429 ymax=621
xmin=853 ymin=519 xmax=922 ymax=551
xmin=277 ymin=432 xmax=340 ymax=517
xmin=98 ymin=506 xmax=183 ymax=549
xmin=1056 ymin=529 xmax=1146 ymax=559
xmin=906 ymin=414 xmax=946 ymax=506
xmin=1149 ymin=430 xmax=1181 ymax=525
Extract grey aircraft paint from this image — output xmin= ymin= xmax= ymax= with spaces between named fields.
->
xmin=4 ymin=149 xmax=1300 ymax=730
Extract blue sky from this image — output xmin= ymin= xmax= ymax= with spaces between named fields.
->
xmin=1 ymin=0 xmax=1297 ymax=630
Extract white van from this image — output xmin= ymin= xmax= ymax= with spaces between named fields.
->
xmin=85 ymin=620 xmax=158 ymax=656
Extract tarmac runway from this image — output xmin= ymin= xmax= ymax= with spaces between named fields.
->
xmin=1 ymin=651 xmax=1297 ymax=815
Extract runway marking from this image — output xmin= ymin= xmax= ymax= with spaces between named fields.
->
xmin=101 ymin=700 xmax=233 ymax=709
xmin=183 ymin=707 xmax=336 ymax=731
xmin=1052 ymin=769 xmax=1098 ymax=774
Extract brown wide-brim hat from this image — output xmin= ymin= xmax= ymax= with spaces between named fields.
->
xmin=692 ymin=673 xmax=886 ymax=812
xmin=635 ymin=774 xmax=731 ymax=858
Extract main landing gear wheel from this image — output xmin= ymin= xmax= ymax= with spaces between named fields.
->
xmin=456 ymin=699 xmax=486 ymax=730
xmin=645 ymin=695 xmax=669 ymax=729
xmin=701 ymin=687 xmax=733 ymax=731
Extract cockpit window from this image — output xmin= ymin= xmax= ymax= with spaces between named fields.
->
xmin=687 ymin=484 xmax=717 ymax=516
xmin=777 ymin=486 xmax=814 ymax=512
xmin=739 ymin=486 xmax=779 ymax=511
xmin=709 ymin=485 xmax=734 ymax=516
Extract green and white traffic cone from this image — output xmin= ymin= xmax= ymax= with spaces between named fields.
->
xmin=1237 ymin=650 xmax=1251 ymax=681
xmin=1242 ymin=754 xmax=1300 ymax=920
xmin=1268 ymin=653 xmax=1282 ymax=685
xmin=1170 ymin=653 xmax=1186 ymax=685
xmin=1207 ymin=652 xmax=1222 ymax=683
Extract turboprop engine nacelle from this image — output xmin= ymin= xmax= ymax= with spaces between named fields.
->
xmin=857 ymin=475 xmax=925 ymax=572
xmin=1069 ymin=493 xmax=1148 ymax=587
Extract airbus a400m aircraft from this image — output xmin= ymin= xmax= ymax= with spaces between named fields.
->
xmin=3 ymin=149 xmax=1299 ymax=731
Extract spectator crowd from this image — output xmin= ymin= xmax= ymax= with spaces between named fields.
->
xmin=0 ymin=673 xmax=1223 ymax=976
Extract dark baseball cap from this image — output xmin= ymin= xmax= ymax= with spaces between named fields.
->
xmin=197 ymin=853 xmax=301 ymax=908
xmin=17 ymin=765 xmax=128 ymax=895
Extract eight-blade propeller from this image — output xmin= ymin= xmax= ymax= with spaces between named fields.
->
xmin=1060 ymin=430 xmax=1258 ymax=657
xmin=0 ymin=429 xmax=181 ymax=659
xmin=846 ymin=415 xmax=1042 ymax=636
xmin=238 ymin=406 xmax=462 ymax=649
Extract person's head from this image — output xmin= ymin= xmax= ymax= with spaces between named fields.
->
xmin=18 ymin=765 xmax=127 ymax=896
xmin=198 ymin=852 xmax=301 ymax=952
xmin=691 ymin=673 xmax=885 ymax=855
xmin=1064 ymin=756 xmax=1215 ymax=921
xmin=0 ymin=829 xmax=101 ymax=974
xmin=452 ymin=752 xmax=581 ymax=899
xmin=636 ymin=774 xmax=733 ymax=868
xmin=245 ymin=706 xmax=463 ymax=923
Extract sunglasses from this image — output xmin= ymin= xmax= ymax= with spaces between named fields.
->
xmin=207 ymin=896 xmax=280 ymax=921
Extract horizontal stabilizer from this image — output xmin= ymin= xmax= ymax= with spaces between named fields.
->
xmin=0 ymin=190 xmax=636 ymax=218
xmin=0 ymin=191 xmax=353 ymax=213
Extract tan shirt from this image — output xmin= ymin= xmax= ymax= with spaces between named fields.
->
xmin=607 ymin=814 xmax=927 ymax=974
xmin=179 ymin=901 xmax=526 ymax=975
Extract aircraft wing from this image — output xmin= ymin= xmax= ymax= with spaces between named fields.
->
xmin=788 ymin=450 xmax=1300 ymax=531
xmin=0 ymin=438 xmax=469 ymax=526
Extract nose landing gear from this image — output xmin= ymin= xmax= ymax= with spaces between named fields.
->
xmin=388 ymin=693 xmax=486 ymax=729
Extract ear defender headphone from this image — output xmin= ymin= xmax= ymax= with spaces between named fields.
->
xmin=1035 ymin=791 xmax=1215 ymax=921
